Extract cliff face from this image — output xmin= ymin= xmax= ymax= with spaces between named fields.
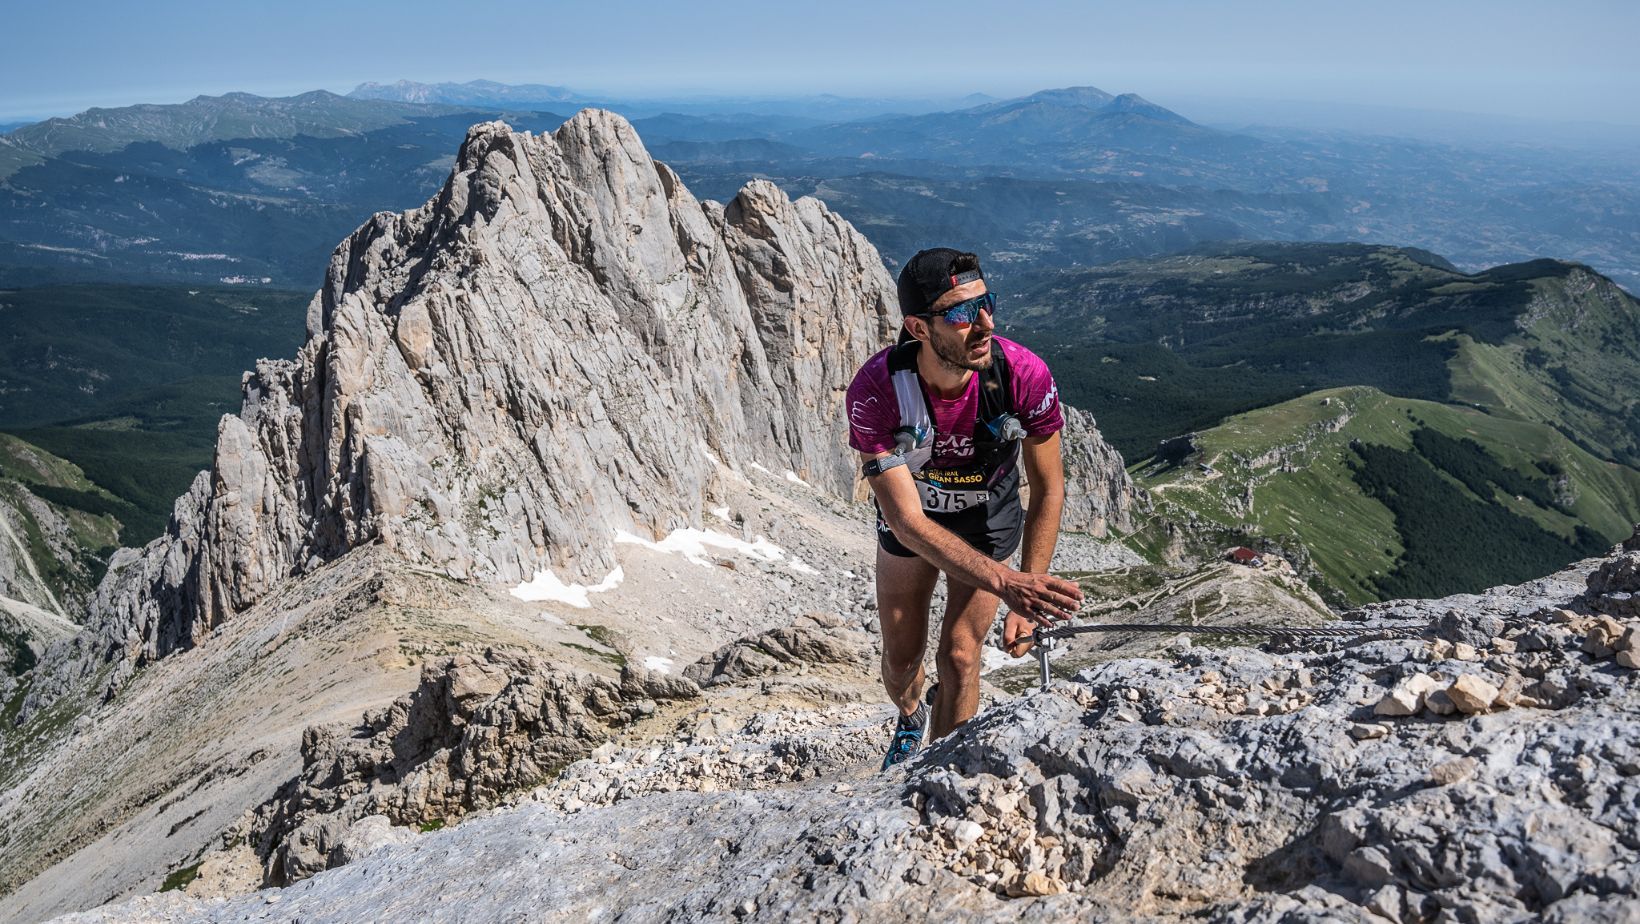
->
xmin=26 ymin=110 xmax=1137 ymax=710
xmin=1056 ymin=406 xmax=1136 ymax=537
xmin=49 ymin=113 xmax=895 ymax=684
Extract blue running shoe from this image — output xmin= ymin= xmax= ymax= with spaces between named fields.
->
xmin=881 ymin=700 xmax=930 ymax=770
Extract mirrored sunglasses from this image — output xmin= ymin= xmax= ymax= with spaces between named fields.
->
xmin=924 ymin=291 xmax=996 ymax=326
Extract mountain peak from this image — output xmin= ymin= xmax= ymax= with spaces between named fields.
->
xmin=348 ymin=78 xmax=575 ymax=105
xmin=26 ymin=109 xmax=907 ymax=708
xmin=955 ymin=86 xmax=1196 ymax=128
xmin=1022 ymin=86 xmax=1116 ymax=108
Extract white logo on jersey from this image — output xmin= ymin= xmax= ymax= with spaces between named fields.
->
xmin=849 ymin=395 xmax=881 ymax=432
xmin=1028 ymin=382 xmax=1059 ymax=420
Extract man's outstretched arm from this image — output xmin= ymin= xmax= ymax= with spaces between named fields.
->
xmin=862 ymin=451 xmax=1082 ymax=619
xmin=1004 ymin=433 xmax=1070 ymax=655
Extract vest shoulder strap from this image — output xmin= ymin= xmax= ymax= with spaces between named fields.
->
xmin=883 ymin=340 xmax=1018 ymax=452
xmin=977 ymin=342 xmax=1013 ymax=427
xmin=885 ymin=340 xmax=1014 ymax=414
xmin=886 ymin=340 xmax=921 ymax=374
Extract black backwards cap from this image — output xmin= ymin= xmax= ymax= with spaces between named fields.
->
xmin=895 ymin=248 xmax=984 ymax=345
xmin=896 ymin=248 xmax=984 ymax=317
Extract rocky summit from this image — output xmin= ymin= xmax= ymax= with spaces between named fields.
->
xmin=52 ymin=537 xmax=1640 ymax=924
xmin=4 ymin=109 xmax=1634 ymax=924
xmin=24 ymin=109 xmax=905 ymax=713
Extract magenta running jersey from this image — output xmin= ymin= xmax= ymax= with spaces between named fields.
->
xmin=846 ymin=336 xmax=1064 ymax=464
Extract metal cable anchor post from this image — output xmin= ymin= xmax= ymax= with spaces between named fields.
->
xmin=1033 ymin=630 xmax=1058 ymax=692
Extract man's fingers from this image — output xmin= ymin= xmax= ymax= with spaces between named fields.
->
xmin=1001 ymin=574 xmax=1084 ymax=628
xmin=1035 ymin=596 xmax=1080 ymax=621
xmin=1048 ymin=574 xmax=1084 ymax=595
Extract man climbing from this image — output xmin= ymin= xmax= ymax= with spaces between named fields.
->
xmin=847 ymin=247 xmax=1084 ymax=770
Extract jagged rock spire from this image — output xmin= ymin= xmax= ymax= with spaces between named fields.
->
xmin=36 ymin=111 xmax=893 ymax=695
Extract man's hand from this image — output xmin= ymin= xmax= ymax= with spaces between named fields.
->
xmin=1002 ymin=610 xmax=1038 ymax=657
xmin=998 ymin=570 xmax=1081 ymax=657
xmin=997 ymin=570 xmax=1082 ymax=628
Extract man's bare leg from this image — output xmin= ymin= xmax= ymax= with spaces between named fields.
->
xmin=930 ymin=575 xmax=1003 ymax=739
xmin=876 ymin=545 xmax=940 ymax=716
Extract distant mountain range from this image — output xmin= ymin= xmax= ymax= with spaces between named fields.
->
xmin=0 ymin=83 xmax=1635 ymax=291
xmin=351 ymin=79 xmax=576 ymax=106
xmin=0 ymin=93 xmax=569 ymax=287
xmin=779 ymin=86 xmax=1251 ymax=169
xmin=1 ymin=91 xmax=458 ymax=167
xmin=344 ymin=79 xmax=999 ymax=120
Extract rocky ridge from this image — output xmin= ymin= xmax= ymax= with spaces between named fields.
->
xmin=684 ymin=610 xmax=870 ymax=688
xmin=0 ymin=474 xmax=84 ymax=678
xmin=203 ymin=609 xmax=880 ymax=892
xmin=0 ymin=596 xmax=72 ymax=677
xmin=1052 ymin=405 xmax=1138 ymax=537
xmin=61 ymin=536 xmax=1640 ymax=923
xmin=0 ymin=461 xmax=892 ymax=922
xmin=0 ymin=472 xmax=104 ymax=622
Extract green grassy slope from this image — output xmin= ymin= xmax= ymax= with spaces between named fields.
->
xmin=1007 ymin=244 xmax=1640 ymax=465
xmin=1131 ymin=386 xmax=1640 ymax=605
xmin=1445 ymin=268 xmax=1640 ymax=464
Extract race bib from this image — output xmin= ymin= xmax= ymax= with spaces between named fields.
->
xmin=914 ymin=466 xmax=992 ymax=513
xmin=917 ymin=483 xmax=990 ymax=512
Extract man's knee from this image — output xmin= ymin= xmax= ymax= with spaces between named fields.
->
xmin=881 ymin=645 xmax=925 ymax=679
xmin=937 ymin=641 xmax=983 ymax=679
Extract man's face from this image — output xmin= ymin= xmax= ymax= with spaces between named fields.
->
xmin=912 ymin=279 xmax=995 ymax=373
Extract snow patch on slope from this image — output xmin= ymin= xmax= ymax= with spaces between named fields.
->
xmin=509 ymin=566 xmax=624 ymax=608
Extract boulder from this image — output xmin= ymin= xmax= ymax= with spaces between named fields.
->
xmin=1446 ymin=675 xmax=1500 ymax=714
xmin=684 ymin=616 xmax=869 ymax=687
xmin=1374 ymin=672 xmax=1440 ymax=716
xmin=1432 ymin=609 xmax=1504 ymax=648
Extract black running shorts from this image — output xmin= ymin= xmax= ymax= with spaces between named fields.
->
xmin=874 ymin=492 xmax=1024 ymax=562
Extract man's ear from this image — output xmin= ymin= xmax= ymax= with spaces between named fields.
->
xmin=903 ymin=316 xmax=930 ymax=343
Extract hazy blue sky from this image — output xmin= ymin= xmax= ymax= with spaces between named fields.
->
xmin=3 ymin=0 xmax=1637 ymax=125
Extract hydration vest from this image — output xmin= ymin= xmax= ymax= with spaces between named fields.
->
xmin=885 ymin=340 xmax=1026 ymax=514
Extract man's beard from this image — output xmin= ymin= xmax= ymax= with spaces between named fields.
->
xmin=929 ymin=327 xmax=994 ymax=373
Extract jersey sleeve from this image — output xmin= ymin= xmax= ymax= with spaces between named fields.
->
xmin=846 ymin=354 xmax=899 ymax=454
xmin=1005 ymin=340 xmax=1064 ymax=437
